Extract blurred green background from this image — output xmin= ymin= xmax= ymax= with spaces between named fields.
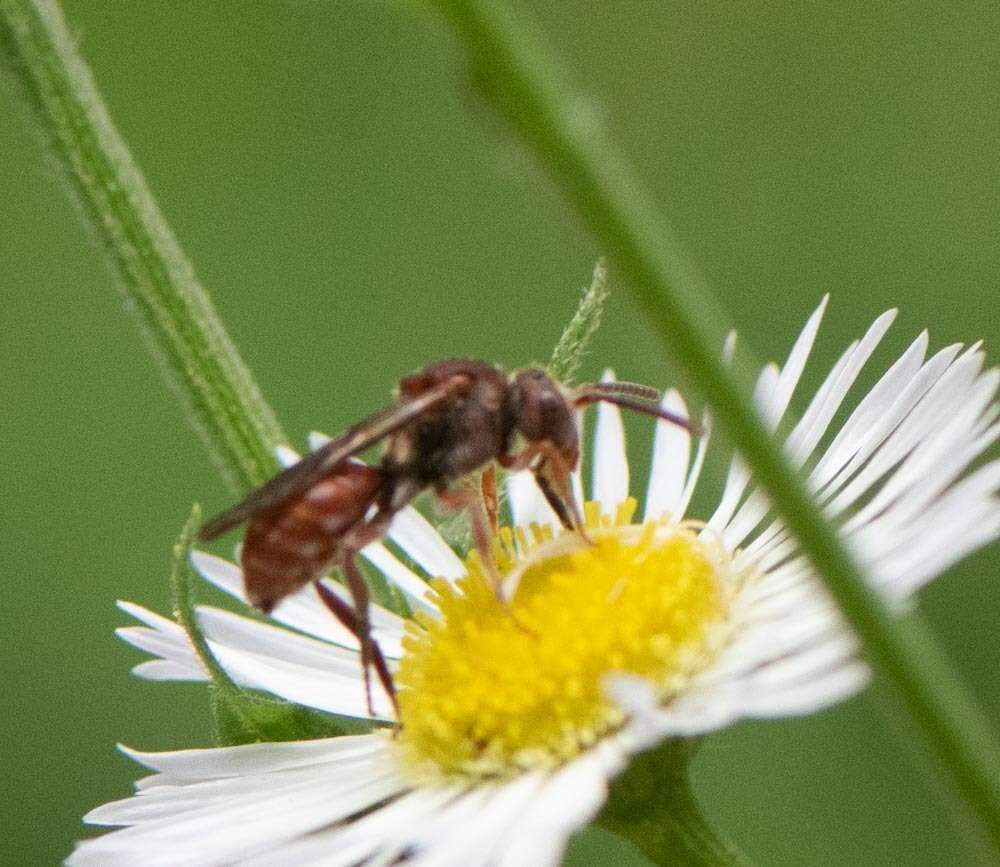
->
xmin=2 ymin=2 xmax=998 ymax=864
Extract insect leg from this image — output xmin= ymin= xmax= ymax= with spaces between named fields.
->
xmin=436 ymin=486 xmax=538 ymax=638
xmin=436 ymin=486 xmax=506 ymax=601
xmin=314 ymin=578 xmax=397 ymax=717
xmin=336 ymin=509 xmax=399 ymax=717
xmin=481 ymin=464 xmax=499 ymax=536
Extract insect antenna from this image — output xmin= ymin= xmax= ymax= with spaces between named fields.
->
xmin=573 ymin=387 xmax=701 ymax=435
xmin=580 ymin=380 xmax=662 ymax=402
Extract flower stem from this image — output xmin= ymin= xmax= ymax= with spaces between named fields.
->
xmin=0 ymin=0 xmax=285 ymax=494
xmin=429 ymin=0 xmax=1000 ymax=856
xmin=170 ymin=505 xmax=244 ymax=701
xmin=595 ymin=740 xmax=752 ymax=867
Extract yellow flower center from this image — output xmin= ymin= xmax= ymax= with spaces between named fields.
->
xmin=395 ymin=499 xmax=731 ymax=780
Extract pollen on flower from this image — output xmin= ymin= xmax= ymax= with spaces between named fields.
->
xmin=395 ymin=498 xmax=731 ymax=780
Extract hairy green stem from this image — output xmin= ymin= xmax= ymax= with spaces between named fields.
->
xmin=170 ymin=505 xmax=243 ymax=699
xmin=1 ymin=0 xmax=285 ymax=493
xmin=430 ymin=0 xmax=1000 ymax=856
xmin=548 ymin=259 xmax=609 ymax=384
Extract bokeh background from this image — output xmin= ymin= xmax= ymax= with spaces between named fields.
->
xmin=2 ymin=2 xmax=998 ymax=864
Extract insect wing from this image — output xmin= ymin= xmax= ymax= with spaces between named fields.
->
xmin=199 ymin=377 xmax=467 ymax=540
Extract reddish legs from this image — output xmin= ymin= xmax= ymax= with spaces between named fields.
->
xmin=481 ymin=464 xmax=499 ymax=537
xmin=320 ymin=510 xmax=400 ymax=718
xmin=436 ymin=486 xmax=506 ymax=600
xmin=314 ymin=576 xmax=397 ymax=717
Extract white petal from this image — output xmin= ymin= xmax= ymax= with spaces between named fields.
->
xmin=190 ymin=551 xmax=350 ymax=648
xmin=844 ymin=376 xmax=998 ymax=538
xmin=707 ymin=363 xmax=778 ymax=531
xmin=642 ymin=691 xmax=740 ymax=737
xmin=242 ymin=786 xmax=464 ymax=867
xmin=813 ymin=341 xmax=965 ymax=499
xmin=571 ymin=407 xmax=586 ymax=510
xmin=194 ymin=605 xmax=387 ymax=673
xmin=190 ymin=550 xmax=405 ymax=652
xmin=604 ymin=674 xmax=667 ymax=753
xmin=507 ymin=468 xmax=560 ymax=531
xmin=709 ymin=298 xmax=826 ymax=536
xmin=403 ymin=786 xmax=498 ymax=865
xmin=210 ymin=634 xmax=395 ymax=720
xmin=130 ymin=659 xmax=203 ymax=681
xmin=738 ymin=663 xmax=870 ymax=717
xmin=86 ymin=748 xmax=393 ymax=827
xmin=116 ymin=603 xmax=205 ymax=682
xmin=360 ymin=542 xmax=437 ymax=612
xmin=118 ymin=600 xmax=396 ymax=719
xmin=769 ymin=294 xmax=828 ymax=428
xmin=672 ymin=331 xmax=736 ymax=518
xmin=676 ymin=406 xmax=712 ymax=519
xmin=869 ymin=493 xmax=1000 ymax=596
xmin=275 ymin=445 xmax=301 ymax=468
xmin=591 ymin=369 xmax=628 ymax=513
xmin=823 ymin=346 xmax=984 ymax=518
xmin=408 ymin=776 xmax=549 ymax=867
xmin=707 ymin=614 xmax=844 ymax=685
xmin=722 ymin=309 xmax=898 ymax=549
xmin=644 ymin=389 xmax=691 ymax=521
xmin=787 ymin=310 xmax=899 ymax=468
xmin=745 ymin=633 xmax=858 ymax=689
xmin=494 ymin=747 xmax=619 ymax=867
xmin=71 ymin=754 xmax=406 ymax=867
xmin=121 ymin=734 xmax=386 ymax=780
xmin=386 ymin=506 xmax=466 ymax=582
xmin=307 ymin=430 xmax=332 ymax=450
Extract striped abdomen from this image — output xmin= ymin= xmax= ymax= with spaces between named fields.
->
xmin=241 ymin=463 xmax=382 ymax=612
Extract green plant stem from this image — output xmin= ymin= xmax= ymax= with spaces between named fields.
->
xmin=548 ymin=259 xmax=609 ymax=384
xmin=170 ymin=505 xmax=243 ymax=699
xmin=0 ymin=0 xmax=285 ymax=494
xmin=595 ymin=740 xmax=753 ymax=867
xmin=429 ymin=0 xmax=1000 ymax=856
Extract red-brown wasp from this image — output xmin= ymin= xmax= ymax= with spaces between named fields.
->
xmin=199 ymin=359 xmax=696 ymax=715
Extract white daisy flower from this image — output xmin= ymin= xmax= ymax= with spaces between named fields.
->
xmin=71 ymin=299 xmax=1000 ymax=866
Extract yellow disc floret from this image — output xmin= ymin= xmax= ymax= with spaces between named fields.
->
xmin=395 ymin=498 xmax=730 ymax=780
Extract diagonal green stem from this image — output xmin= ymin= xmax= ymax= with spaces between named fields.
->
xmin=429 ymin=0 xmax=1000 ymax=857
xmin=0 ymin=0 xmax=285 ymax=494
